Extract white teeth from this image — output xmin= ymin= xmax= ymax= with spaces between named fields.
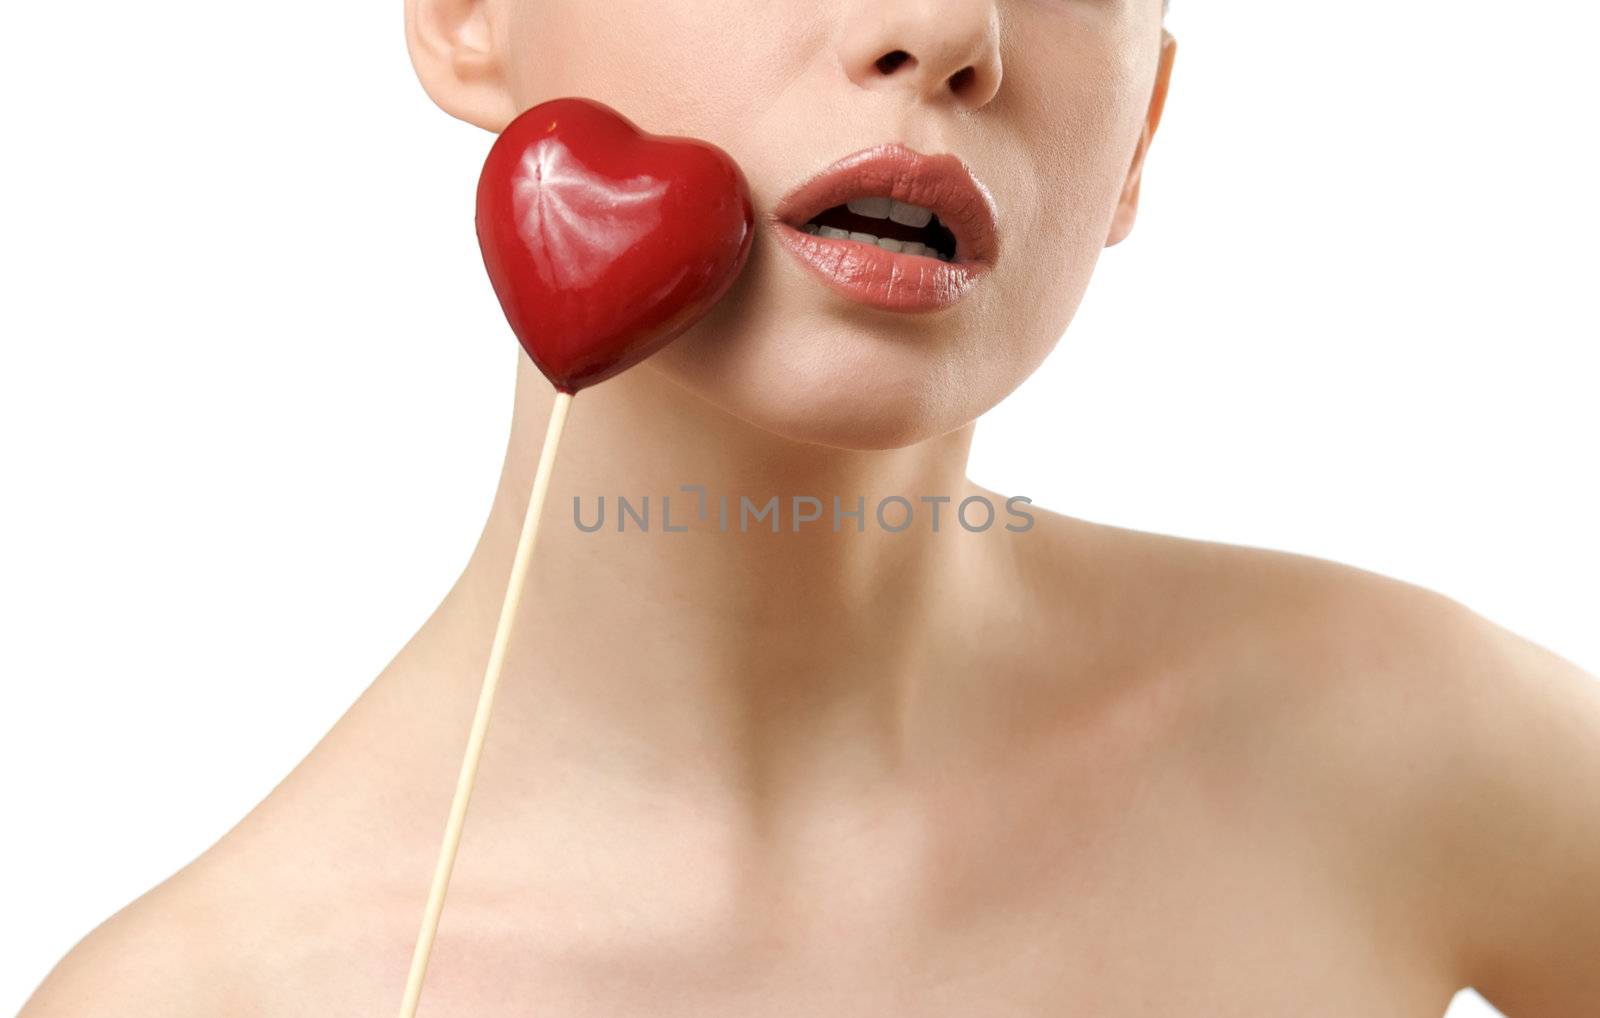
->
xmin=802 ymin=222 xmax=946 ymax=260
xmin=846 ymin=196 xmax=892 ymax=219
xmin=841 ymin=196 xmax=936 ymax=228
xmin=888 ymin=200 xmax=934 ymax=228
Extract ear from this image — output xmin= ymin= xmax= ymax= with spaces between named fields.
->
xmin=1106 ymin=29 xmax=1177 ymax=247
xmin=404 ymin=0 xmax=518 ymax=132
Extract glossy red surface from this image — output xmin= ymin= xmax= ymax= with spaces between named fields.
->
xmin=475 ymin=97 xmax=754 ymax=393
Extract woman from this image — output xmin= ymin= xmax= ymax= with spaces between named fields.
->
xmin=20 ymin=0 xmax=1600 ymax=1014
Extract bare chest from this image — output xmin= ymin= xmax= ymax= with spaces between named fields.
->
xmin=242 ymin=655 xmax=1461 ymax=1018
xmin=264 ymin=797 xmax=1453 ymax=1018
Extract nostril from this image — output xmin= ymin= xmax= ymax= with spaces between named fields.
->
xmin=874 ymin=49 xmax=914 ymax=75
xmin=947 ymin=65 xmax=977 ymax=95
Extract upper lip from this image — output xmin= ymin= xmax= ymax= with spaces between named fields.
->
xmin=770 ymin=143 xmax=1000 ymax=266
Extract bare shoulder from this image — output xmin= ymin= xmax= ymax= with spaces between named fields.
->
xmin=1043 ymin=514 xmax=1600 ymax=1014
xmin=19 ymin=865 xmax=263 ymax=1018
xmin=1300 ymin=565 xmax=1600 ymax=1017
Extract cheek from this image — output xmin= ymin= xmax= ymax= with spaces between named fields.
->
xmin=499 ymin=0 xmax=807 ymax=141
xmin=973 ymin=36 xmax=1155 ymax=361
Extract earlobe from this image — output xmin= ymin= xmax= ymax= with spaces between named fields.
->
xmin=1106 ymin=30 xmax=1177 ymax=248
xmin=404 ymin=0 xmax=518 ymax=132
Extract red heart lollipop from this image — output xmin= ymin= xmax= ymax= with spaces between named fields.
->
xmin=402 ymin=100 xmax=754 ymax=1018
xmin=475 ymin=97 xmax=755 ymax=393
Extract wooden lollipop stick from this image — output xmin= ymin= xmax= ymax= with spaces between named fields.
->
xmin=397 ymin=390 xmax=574 ymax=1018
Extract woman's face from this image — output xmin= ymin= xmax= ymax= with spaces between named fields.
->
xmin=419 ymin=0 xmax=1172 ymax=449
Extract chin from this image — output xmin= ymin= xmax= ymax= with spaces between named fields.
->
xmin=637 ymin=248 xmax=1058 ymax=452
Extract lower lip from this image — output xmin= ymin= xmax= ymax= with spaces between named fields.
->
xmin=770 ymin=222 xmax=990 ymax=312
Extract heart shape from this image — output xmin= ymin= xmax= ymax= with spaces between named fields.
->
xmin=475 ymin=97 xmax=755 ymax=393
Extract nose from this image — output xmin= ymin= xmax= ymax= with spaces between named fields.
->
xmin=837 ymin=0 xmax=1003 ymax=111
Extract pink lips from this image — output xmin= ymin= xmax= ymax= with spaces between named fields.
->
xmin=770 ymin=143 xmax=1000 ymax=313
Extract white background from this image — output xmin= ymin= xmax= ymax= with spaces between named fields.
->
xmin=2 ymin=2 xmax=1595 ymax=1015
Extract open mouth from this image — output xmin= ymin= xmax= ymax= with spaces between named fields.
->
xmin=769 ymin=143 xmax=1000 ymax=312
xmin=796 ymin=196 xmax=959 ymax=262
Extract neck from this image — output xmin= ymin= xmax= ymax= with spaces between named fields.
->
xmin=386 ymin=354 xmax=1001 ymax=815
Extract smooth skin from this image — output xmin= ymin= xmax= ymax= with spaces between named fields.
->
xmin=20 ymin=1 xmax=1600 ymax=1015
